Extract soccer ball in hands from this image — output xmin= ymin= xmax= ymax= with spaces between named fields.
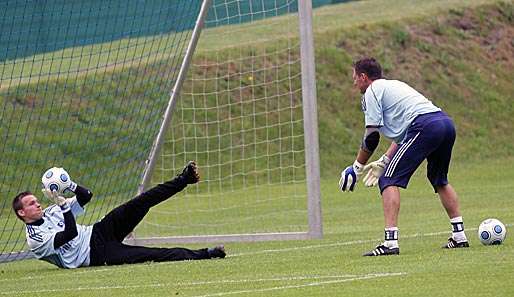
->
xmin=41 ymin=167 xmax=73 ymax=196
xmin=478 ymin=218 xmax=507 ymax=245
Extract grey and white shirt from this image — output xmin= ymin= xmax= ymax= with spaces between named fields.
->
xmin=361 ymin=79 xmax=440 ymax=143
xmin=25 ymin=197 xmax=92 ymax=268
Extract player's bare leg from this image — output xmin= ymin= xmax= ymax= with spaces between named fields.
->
xmin=437 ymin=184 xmax=469 ymax=248
xmin=382 ymin=186 xmax=400 ymax=228
xmin=363 ymin=186 xmax=400 ymax=256
xmin=437 ymin=184 xmax=460 ymax=218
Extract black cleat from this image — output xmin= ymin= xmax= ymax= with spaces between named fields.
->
xmin=208 ymin=245 xmax=226 ymax=259
xmin=179 ymin=161 xmax=200 ymax=184
xmin=363 ymin=244 xmax=400 ymax=256
xmin=442 ymin=237 xmax=469 ymax=249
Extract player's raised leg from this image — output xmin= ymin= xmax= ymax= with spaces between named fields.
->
xmin=94 ymin=161 xmax=200 ymax=242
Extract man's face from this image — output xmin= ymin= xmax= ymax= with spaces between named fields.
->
xmin=352 ymin=69 xmax=371 ymax=94
xmin=18 ymin=194 xmax=43 ymax=223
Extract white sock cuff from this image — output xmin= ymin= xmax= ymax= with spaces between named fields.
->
xmin=384 ymin=228 xmax=399 ymax=241
xmin=450 ymin=216 xmax=463 ymax=223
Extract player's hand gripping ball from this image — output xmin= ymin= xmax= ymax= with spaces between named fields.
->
xmin=41 ymin=167 xmax=75 ymax=197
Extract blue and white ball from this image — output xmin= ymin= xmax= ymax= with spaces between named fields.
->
xmin=41 ymin=167 xmax=73 ymax=196
xmin=478 ymin=218 xmax=507 ymax=245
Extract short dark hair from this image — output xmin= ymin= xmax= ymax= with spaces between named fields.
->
xmin=12 ymin=191 xmax=32 ymax=221
xmin=353 ymin=57 xmax=383 ymax=80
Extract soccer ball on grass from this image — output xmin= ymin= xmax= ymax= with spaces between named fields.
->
xmin=478 ymin=218 xmax=507 ymax=245
xmin=41 ymin=167 xmax=73 ymax=197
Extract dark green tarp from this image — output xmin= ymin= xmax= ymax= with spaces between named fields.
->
xmin=0 ymin=0 xmax=353 ymax=61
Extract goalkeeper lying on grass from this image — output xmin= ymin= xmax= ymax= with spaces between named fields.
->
xmin=339 ymin=57 xmax=469 ymax=256
xmin=12 ymin=161 xmax=225 ymax=269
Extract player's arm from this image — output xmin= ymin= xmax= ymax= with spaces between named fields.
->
xmin=72 ymin=185 xmax=93 ymax=207
xmin=385 ymin=142 xmax=398 ymax=159
xmin=339 ymin=126 xmax=381 ymax=192
xmin=53 ymin=205 xmax=78 ymax=249
xmin=357 ymin=126 xmax=381 ymax=164
xmin=340 ymin=84 xmax=385 ymax=192
xmin=43 ymin=190 xmax=79 ymax=249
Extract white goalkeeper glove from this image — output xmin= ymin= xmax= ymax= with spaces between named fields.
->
xmin=363 ymin=154 xmax=390 ymax=187
xmin=42 ymin=189 xmax=68 ymax=209
xmin=339 ymin=160 xmax=366 ymax=192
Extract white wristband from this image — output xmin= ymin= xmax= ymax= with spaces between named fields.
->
xmin=59 ymin=202 xmax=70 ymax=212
xmin=380 ymin=154 xmax=390 ymax=165
xmin=353 ymin=160 xmax=366 ymax=173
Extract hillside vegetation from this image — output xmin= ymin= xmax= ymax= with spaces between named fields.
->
xmin=190 ymin=0 xmax=514 ymax=175
xmin=313 ymin=1 xmax=513 ymax=174
xmin=1 ymin=0 xmax=512 ymax=185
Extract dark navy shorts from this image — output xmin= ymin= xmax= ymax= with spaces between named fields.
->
xmin=379 ymin=111 xmax=456 ymax=193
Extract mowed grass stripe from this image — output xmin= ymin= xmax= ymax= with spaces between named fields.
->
xmin=2 ymin=222 xmax=511 ymax=284
xmin=0 ymin=272 xmax=407 ymax=295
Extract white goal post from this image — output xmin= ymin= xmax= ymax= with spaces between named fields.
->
xmin=128 ymin=0 xmax=322 ymax=245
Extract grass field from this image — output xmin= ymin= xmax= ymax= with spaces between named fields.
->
xmin=1 ymin=159 xmax=513 ymax=297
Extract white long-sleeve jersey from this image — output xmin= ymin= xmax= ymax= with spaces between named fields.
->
xmin=25 ymin=197 xmax=93 ymax=268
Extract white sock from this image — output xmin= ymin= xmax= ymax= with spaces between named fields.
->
xmin=450 ymin=216 xmax=467 ymax=242
xmin=384 ymin=227 xmax=399 ymax=248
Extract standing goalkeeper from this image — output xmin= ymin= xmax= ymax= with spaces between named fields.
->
xmin=339 ymin=57 xmax=469 ymax=256
xmin=12 ymin=161 xmax=226 ymax=268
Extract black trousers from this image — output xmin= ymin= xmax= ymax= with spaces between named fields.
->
xmin=88 ymin=177 xmax=210 ymax=266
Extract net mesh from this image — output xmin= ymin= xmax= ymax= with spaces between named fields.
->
xmin=136 ymin=0 xmax=309 ymax=238
xmin=0 ymin=0 xmax=203 ymax=261
xmin=0 ymin=0 xmax=319 ymax=261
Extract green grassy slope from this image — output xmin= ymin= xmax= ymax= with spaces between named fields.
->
xmin=170 ymin=0 xmax=514 ymax=180
xmin=1 ymin=1 xmax=512 ymax=183
xmin=313 ymin=0 xmax=514 ymax=174
xmin=171 ymin=0 xmax=514 ymax=179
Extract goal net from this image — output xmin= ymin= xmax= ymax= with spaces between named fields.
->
xmin=0 ymin=0 xmax=321 ymax=262
xmin=131 ymin=0 xmax=321 ymax=244
xmin=0 ymin=0 xmax=206 ymax=262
